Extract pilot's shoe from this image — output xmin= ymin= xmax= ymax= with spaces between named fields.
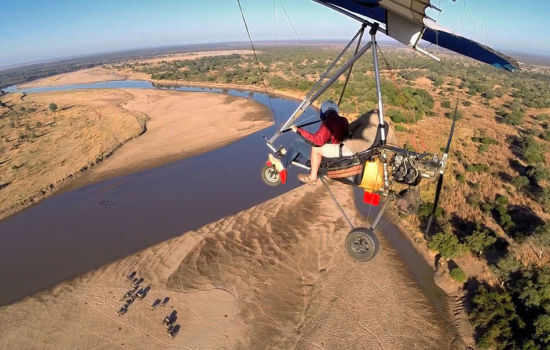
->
xmin=268 ymin=154 xmax=285 ymax=172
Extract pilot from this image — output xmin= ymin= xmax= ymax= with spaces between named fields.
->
xmin=269 ymin=100 xmax=352 ymax=184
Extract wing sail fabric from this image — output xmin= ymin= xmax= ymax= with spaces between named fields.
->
xmin=315 ymin=0 xmax=519 ymax=71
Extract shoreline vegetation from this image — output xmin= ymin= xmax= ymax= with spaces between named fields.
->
xmin=1 ymin=46 xmax=550 ymax=348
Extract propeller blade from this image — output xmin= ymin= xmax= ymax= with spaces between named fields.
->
xmin=425 ymin=94 xmax=459 ymax=235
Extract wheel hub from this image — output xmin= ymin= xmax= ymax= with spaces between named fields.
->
xmin=265 ymin=168 xmax=279 ymax=182
xmin=352 ymin=236 xmax=371 ymax=255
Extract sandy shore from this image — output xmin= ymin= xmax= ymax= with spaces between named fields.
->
xmin=79 ymin=88 xmax=271 ymax=184
xmin=0 ymin=182 xmax=463 ymax=349
xmin=0 ymin=88 xmax=271 ymax=220
xmin=18 ymin=67 xmax=129 ymax=88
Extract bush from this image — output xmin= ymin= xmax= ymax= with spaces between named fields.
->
xmin=502 ymin=110 xmax=524 ymax=125
xmin=441 ymin=100 xmax=451 ymax=108
xmin=49 ymin=103 xmax=58 ymax=112
xmin=511 ymin=176 xmax=529 ymax=190
xmin=456 ymin=173 xmax=466 ymax=183
xmin=527 ymin=164 xmax=550 ymax=184
xmin=540 ymin=130 xmax=550 ymax=141
xmin=520 ymin=135 xmax=545 ymax=164
xmin=450 ymin=267 xmax=467 ymax=283
xmin=394 ymin=124 xmax=407 ymax=132
xmin=462 ymin=100 xmax=472 ymax=106
xmin=427 ymin=232 xmax=464 ymax=259
xmin=446 ymin=109 xmax=463 ymax=120
xmin=387 ymin=109 xmax=408 ymax=123
xmin=538 ymin=187 xmax=550 ymax=212
xmin=466 ymin=163 xmax=489 ymax=173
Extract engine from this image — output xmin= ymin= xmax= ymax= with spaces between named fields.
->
xmin=391 ymin=153 xmax=440 ymax=185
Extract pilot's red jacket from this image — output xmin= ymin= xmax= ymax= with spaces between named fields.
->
xmin=296 ymin=112 xmax=349 ymax=146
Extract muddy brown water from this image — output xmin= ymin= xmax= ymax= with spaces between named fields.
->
xmin=0 ymin=81 xmax=451 ymax=332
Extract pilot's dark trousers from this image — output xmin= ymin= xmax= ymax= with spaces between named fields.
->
xmin=282 ymin=140 xmax=311 ymax=168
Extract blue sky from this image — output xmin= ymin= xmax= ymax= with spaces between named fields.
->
xmin=0 ymin=0 xmax=549 ymax=68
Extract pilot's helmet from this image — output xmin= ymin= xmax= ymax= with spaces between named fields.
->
xmin=320 ymin=100 xmax=339 ymax=121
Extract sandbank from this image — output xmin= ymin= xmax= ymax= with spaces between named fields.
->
xmin=0 ymin=182 xmax=463 ymax=349
xmin=18 ymin=67 xmax=128 ymax=88
xmin=0 ymin=88 xmax=271 ymax=220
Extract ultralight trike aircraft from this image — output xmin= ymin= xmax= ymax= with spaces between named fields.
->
xmin=242 ymin=0 xmax=518 ymax=261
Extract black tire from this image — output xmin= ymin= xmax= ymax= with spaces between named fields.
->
xmin=261 ymin=164 xmax=281 ymax=186
xmin=345 ymin=227 xmax=379 ymax=262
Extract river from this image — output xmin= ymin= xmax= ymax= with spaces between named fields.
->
xmin=0 ymin=80 xmax=449 ymax=328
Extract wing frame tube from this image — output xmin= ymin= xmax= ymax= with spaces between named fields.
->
xmin=267 ymin=25 xmax=368 ymax=145
xmin=267 ymin=40 xmax=373 ymax=145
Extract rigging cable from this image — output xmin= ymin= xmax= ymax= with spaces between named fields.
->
xmin=278 ymin=0 xmax=323 ymax=82
xmin=377 ymin=46 xmax=433 ymax=152
xmin=338 ymin=25 xmax=365 ymax=106
xmin=236 ymin=0 xmax=278 ymax=128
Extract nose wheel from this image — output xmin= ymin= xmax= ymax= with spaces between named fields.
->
xmin=261 ymin=164 xmax=282 ymax=186
xmin=345 ymin=228 xmax=379 ymax=262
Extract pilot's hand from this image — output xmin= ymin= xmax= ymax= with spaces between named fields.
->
xmin=291 ymin=125 xmax=298 ymax=133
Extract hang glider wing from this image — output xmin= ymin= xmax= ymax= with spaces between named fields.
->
xmin=314 ymin=0 xmax=519 ymax=71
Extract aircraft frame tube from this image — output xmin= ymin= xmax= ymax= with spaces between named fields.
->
xmin=268 ymin=26 xmax=368 ymax=145
xmin=338 ymin=24 xmax=366 ymax=106
xmin=370 ymin=195 xmax=390 ymax=230
xmin=320 ymin=177 xmax=355 ymax=230
xmin=301 ymin=26 xmax=366 ymax=108
xmin=268 ymin=40 xmax=373 ymax=145
xmin=371 ymin=36 xmax=386 ymax=144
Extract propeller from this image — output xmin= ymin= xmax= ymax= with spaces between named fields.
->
xmin=424 ymin=95 xmax=459 ymax=236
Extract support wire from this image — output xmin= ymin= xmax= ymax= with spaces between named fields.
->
xmin=236 ymin=0 xmax=278 ymax=128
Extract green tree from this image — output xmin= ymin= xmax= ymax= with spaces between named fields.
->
xmin=491 ymin=253 xmax=521 ymax=282
xmin=470 ymin=286 xmax=521 ymax=349
xmin=49 ymin=103 xmax=58 ymax=112
xmin=533 ymin=223 xmax=550 ymax=247
xmin=428 ymin=232 xmax=464 ymax=259
xmin=534 ymin=314 xmax=550 ymax=346
xmin=465 ymin=226 xmax=497 ymax=254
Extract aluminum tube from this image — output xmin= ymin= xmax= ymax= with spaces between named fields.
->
xmin=269 ymin=27 xmax=366 ymax=144
xmin=269 ymin=41 xmax=373 ymax=145
xmin=371 ymin=38 xmax=386 ymax=143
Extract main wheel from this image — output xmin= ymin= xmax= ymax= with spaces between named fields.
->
xmin=261 ymin=164 xmax=281 ymax=186
xmin=345 ymin=227 xmax=379 ymax=262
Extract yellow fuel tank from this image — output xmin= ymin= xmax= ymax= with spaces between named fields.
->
xmin=359 ymin=157 xmax=384 ymax=192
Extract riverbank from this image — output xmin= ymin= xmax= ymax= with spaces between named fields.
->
xmin=0 ymin=181 xmax=462 ymax=349
xmin=5 ymin=67 xmax=475 ymax=345
xmin=0 ymin=88 xmax=271 ymax=220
